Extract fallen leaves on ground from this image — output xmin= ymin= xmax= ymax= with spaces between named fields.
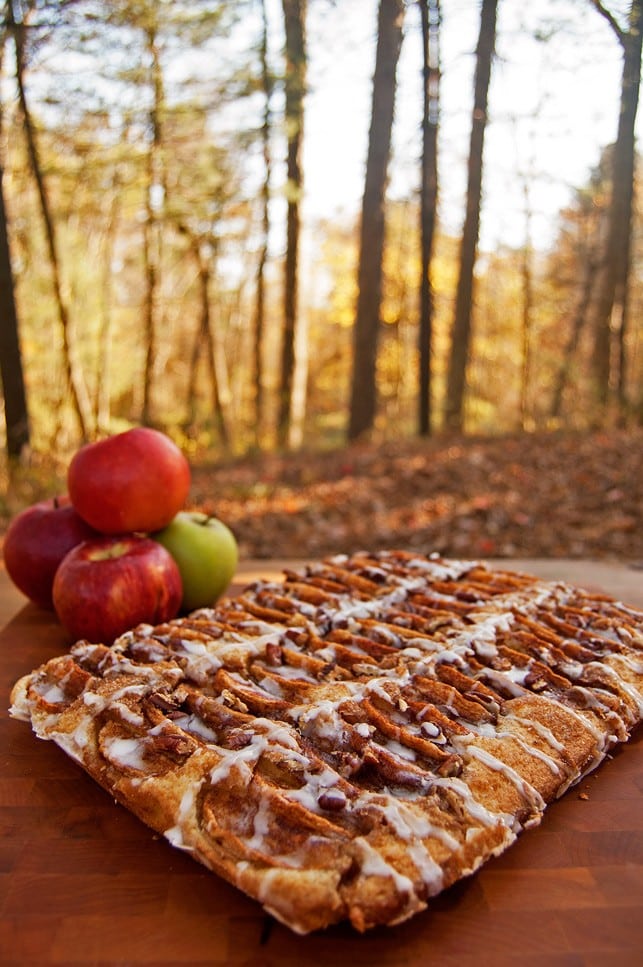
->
xmin=190 ymin=429 xmax=643 ymax=563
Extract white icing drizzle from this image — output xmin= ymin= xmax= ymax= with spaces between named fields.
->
xmin=464 ymin=717 xmax=561 ymax=775
xmin=286 ymin=764 xmax=344 ymax=813
xmin=294 ymin=698 xmax=351 ymax=743
xmin=37 ymin=682 xmax=67 ymax=704
xmin=103 ymin=682 xmax=149 ymax=727
xmin=557 ymin=659 xmax=585 ymax=680
xmin=407 ymin=556 xmax=478 ymax=581
xmin=354 ymin=793 xmax=446 ymax=894
xmin=562 ymin=683 xmax=631 ymax=739
xmin=256 ymin=675 xmax=284 ymax=698
xmin=165 ymin=779 xmax=203 ymax=851
xmin=510 ymin=715 xmax=567 ymax=754
xmin=171 ymin=713 xmax=219 ymax=743
xmin=541 ymin=693 xmax=608 ymax=749
xmin=420 ymin=720 xmax=440 ymax=738
xmin=353 ymin=837 xmax=416 ymax=898
xmin=503 ymin=665 xmax=533 ymax=687
xmin=366 ymin=680 xmax=399 ymax=704
xmin=170 ymin=637 xmax=223 ymax=682
xmin=477 ymin=667 xmax=529 ymax=698
xmin=502 ymin=730 xmax=561 ymax=774
xmin=244 ymin=795 xmax=273 ymax=853
xmin=431 ymin=774 xmax=516 ymax=831
xmin=320 ymin=586 xmax=411 ymax=627
xmin=83 ymin=690 xmax=107 ymax=712
xmin=71 ymin=721 xmax=91 ymax=750
xmin=110 ymin=703 xmax=146 ymax=728
xmin=610 ymin=651 xmax=643 ymax=677
xmin=375 ymin=793 xmax=458 ymax=851
xmin=209 ymin=737 xmax=266 ymax=786
xmin=468 ymin=611 xmax=515 ymax=652
xmin=101 ymin=734 xmax=148 ymax=772
xmin=371 ymin=624 xmax=402 ymax=646
xmin=209 ymin=717 xmax=310 ymax=787
xmin=584 ymin=661 xmax=643 ymax=717
xmin=461 ymin=743 xmax=546 ymax=820
xmin=383 ymin=738 xmax=417 ymax=762
xmin=269 ymin=663 xmax=319 ymax=683
xmin=111 ymin=683 xmax=149 ymax=701
xmin=253 ymin=717 xmax=308 ymax=753
xmin=146 ymin=629 xmax=287 ymax=685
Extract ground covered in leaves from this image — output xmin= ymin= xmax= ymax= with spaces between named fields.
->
xmin=189 ymin=429 xmax=643 ymax=564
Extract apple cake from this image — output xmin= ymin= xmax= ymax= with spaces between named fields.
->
xmin=10 ymin=551 xmax=643 ymax=933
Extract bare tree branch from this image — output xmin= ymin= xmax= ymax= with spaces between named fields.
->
xmin=589 ymin=0 xmax=626 ymax=46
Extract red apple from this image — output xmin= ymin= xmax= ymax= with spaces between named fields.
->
xmin=52 ymin=535 xmax=182 ymax=643
xmin=2 ymin=496 xmax=100 ymax=610
xmin=67 ymin=427 xmax=191 ymax=535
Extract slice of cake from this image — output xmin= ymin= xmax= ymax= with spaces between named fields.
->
xmin=10 ymin=552 xmax=643 ymax=933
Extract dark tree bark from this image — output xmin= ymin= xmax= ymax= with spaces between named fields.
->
xmin=278 ymin=0 xmax=306 ymax=448
xmin=0 ymin=160 xmax=29 ymax=458
xmin=141 ymin=22 xmax=166 ymax=428
xmin=252 ymin=0 xmax=273 ymax=446
xmin=550 ymin=258 xmax=597 ymax=422
xmin=179 ymin=225 xmax=229 ymax=447
xmin=518 ymin=182 xmax=533 ymax=431
xmin=348 ymin=0 xmax=404 ymax=441
xmin=588 ymin=0 xmax=642 ymax=421
xmin=196 ymin=251 xmax=229 ymax=449
xmin=96 ymin=163 xmax=124 ymax=436
xmin=418 ymin=0 xmax=440 ymax=437
xmin=443 ymin=0 xmax=498 ymax=433
xmin=0 ymin=14 xmax=29 ymax=458
xmin=8 ymin=0 xmax=91 ymax=441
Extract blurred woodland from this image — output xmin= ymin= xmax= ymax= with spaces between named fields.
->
xmin=1 ymin=1 xmax=643 ymax=547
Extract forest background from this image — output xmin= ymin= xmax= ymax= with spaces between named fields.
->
xmin=1 ymin=0 xmax=642 ymax=564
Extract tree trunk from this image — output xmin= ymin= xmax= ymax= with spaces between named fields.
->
xmin=549 ymin=258 xmax=597 ymax=422
xmin=519 ymin=184 xmax=533 ymax=431
xmin=9 ymin=2 xmax=91 ymax=442
xmin=186 ymin=301 xmax=203 ymax=430
xmin=0 ymin=14 xmax=29 ymax=458
xmin=418 ymin=0 xmax=440 ymax=437
xmin=201 ymin=267 xmax=230 ymax=450
xmin=278 ymin=0 xmax=307 ymax=448
xmin=588 ymin=0 xmax=643 ymax=420
xmin=253 ymin=0 xmax=273 ymax=447
xmin=0 ymin=160 xmax=30 ymax=458
xmin=443 ymin=0 xmax=498 ymax=434
xmin=347 ymin=0 xmax=404 ymax=441
xmin=96 ymin=167 xmax=123 ymax=436
xmin=141 ymin=23 xmax=166 ymax=427
xmin=183 ymin=230 xmax=229 ymax=447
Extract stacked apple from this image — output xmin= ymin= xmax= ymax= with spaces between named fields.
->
xmin=3 ymin=428 xmax=238 ymax=643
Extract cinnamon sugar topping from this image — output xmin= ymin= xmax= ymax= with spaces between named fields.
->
xmin=10 ymin=551 xmax=643 ymax=933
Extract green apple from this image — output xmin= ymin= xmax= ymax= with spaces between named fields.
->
xmin=152 ymin=511 xmax=238 ymax=613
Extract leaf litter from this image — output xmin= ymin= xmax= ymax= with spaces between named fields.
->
xmin=190 ymin=429 xmax=643 ymax=564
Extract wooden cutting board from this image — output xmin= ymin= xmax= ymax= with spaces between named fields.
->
xmin=1 ymin=562 xmax=643 ymax=965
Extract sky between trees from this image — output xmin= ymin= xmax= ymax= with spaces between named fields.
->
xmin=298 ymin=0 xmax=634 ymax=249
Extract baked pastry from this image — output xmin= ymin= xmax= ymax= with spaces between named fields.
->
xmin=10 ymin=551 xmax=643 ymax=933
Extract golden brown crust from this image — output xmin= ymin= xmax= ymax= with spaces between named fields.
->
xmin=10 ymin=552 xmax=643 ymax=933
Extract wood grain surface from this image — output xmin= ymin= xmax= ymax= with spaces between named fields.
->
xmin=1 ymin=560 xmax=643 ymax=966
